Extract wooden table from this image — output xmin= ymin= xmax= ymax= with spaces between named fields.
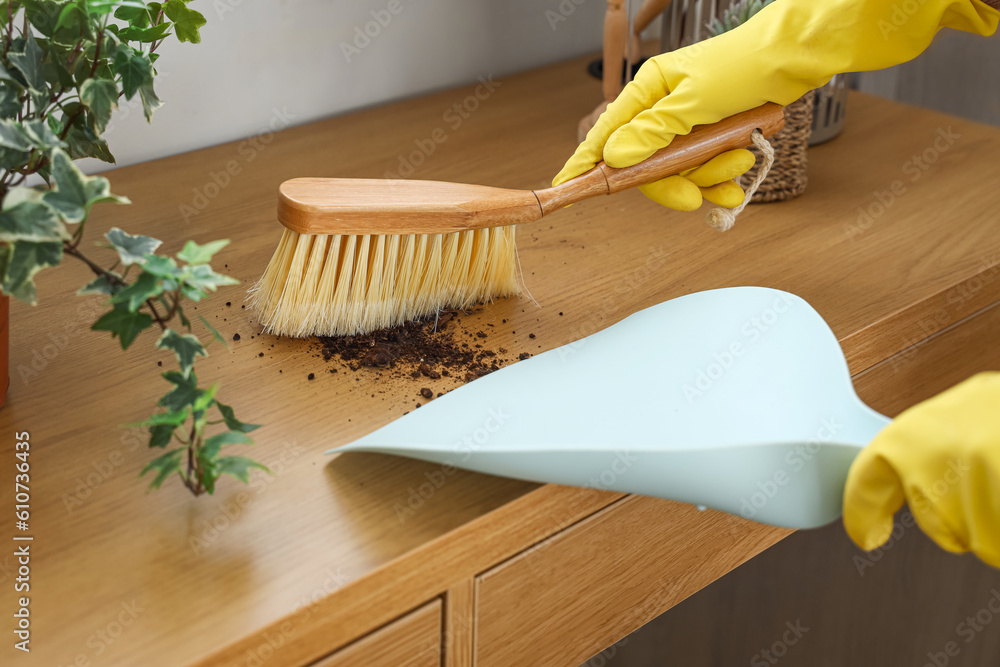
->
xmin=2 ymin=52 xmax=999 ymax=667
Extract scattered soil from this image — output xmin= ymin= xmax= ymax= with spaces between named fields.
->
xmin=314 ymin=309 xmax=530 ymax=395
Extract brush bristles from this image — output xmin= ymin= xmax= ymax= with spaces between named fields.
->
xmin=247 ymin=227 xmax=520 ymax=337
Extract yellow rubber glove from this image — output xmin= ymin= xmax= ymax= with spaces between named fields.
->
xmin=554 ymin=0 xmax=999 ymax=210
xmin=844 ymin=372 xmax=1000 ymax=567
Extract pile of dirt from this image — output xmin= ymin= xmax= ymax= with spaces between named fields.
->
xmin=315 ymin=309 xmax=524 ymax=385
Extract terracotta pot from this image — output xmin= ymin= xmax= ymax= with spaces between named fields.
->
xmin=0 ymin=294 xmax=8 ymax=409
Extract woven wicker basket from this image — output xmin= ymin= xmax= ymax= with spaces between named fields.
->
xmin=740 ymin=93 xmax=814 ymax=202
xmin=658 ymin=1 xmax=815 ymax=203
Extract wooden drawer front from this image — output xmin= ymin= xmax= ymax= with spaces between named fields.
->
xmin=854 ymin=301 xmax=1000 ymax=417
xmin=311 ymin=599 xmax=441 ymax=667
xmin=474 ymin=495 xmax=787 ymax=667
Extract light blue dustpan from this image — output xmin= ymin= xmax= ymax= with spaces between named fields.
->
xmin=326 ymin=287 xmax=890 ymax=529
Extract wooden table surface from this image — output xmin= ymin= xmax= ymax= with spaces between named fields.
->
xmin=2 ymin=50 xmax=1000 ymax=667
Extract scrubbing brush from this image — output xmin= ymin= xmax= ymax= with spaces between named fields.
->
xmin=248 ymin=103 xmax=784 ymax=337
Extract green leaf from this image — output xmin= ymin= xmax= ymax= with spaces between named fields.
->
xmin=92 ymin=301 xmax=154 ymax=349
xmin=1 ymin=240 xmax=63 ymax=305
xmin=184 ymin=263 xmax=239 ymax=292
xmin=215 ymin=401 xmax=261 ymax=434
xmin=148 ymin=423 xmax=175 ymax=448
xmin=163 ymin=0 xmax=206 ymax=43
xmin=0 ymin=148 xmax=29 ymax=171
xmin=177 ymin=239 xmax=228 ymax=265
xmin=140 ymin=448 xmax=183 ymax=489
xmin=127 ymin=407 xmax=189 ymax=427
xmin=78 ymin=273 xmax=122 ymax=296
xmin=0 ymin=201 xmax=66 ymax=242
xmin=142 ymin=253 xmax=180 ymax=278
xmin=113 ymin=45 xmax=153 ymax=99
xmin=198 ymin=314 xmax=228 ymax=349
xmin=159 ymin=369 xmax=202 ymax=411
xmin=1 ymin=187 xmax=42 ymax=210
xmin=0 ymin=62 xmax=21 ymax=85
xmin=80 ymin=78 xmax=119 ymax=133
xmin=115 ymin=2 xmax=151 ymax=28
xmin=106 ymin=227 xmax=161 ymax=266
xmin=118 ymin=21 xmax=172 ymax=43
xmin=201 ymin=430 xmax=252 ymax=460
xmin=8 ymin=31 xmax=45 ymax=92
xmin=89 ymin=0 xmax=146 ymax=16
xmin=111 ymin=269 xmax=163 ymax=311
xmin=215 ymin=456 xmax=270 ymax=484
xmin=0 ymin=85 xmax=20 ymax=119
xmin=21 ymin=118 xmax=68 ymax=151
xmin=155 ymin=328 xmax=207 ymax=377
xmin=192 ymin=382 xmax=218 ymax=413
xmin=64 ymin=121 xmax=116 ymax=163
xmin=180 ymin=282 xmax=206 ymax=302
xmin=138 ymin=82 xmax=162 ymax=122
xmin=0 ymin=119 xmax=33 ymax=152
xmin=44 ymin=150 xmax=129 ymax=223
xmin=176 ymin=304 xmax=191 ymax=329
xmin=55 ymin=2 xmax=89 ymax=32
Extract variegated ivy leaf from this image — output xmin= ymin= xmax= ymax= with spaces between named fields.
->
xmin=155 ymin=328 xmax=208 ymax=377
xmin=43 ymin=150 xmax=129 ymax=224
xmin=105 ymin=226 xmax=162 ymax=266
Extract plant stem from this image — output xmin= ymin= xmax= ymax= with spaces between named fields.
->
xmin=63 ymin=243 xmax=124 ymax=287
xmin=5 ymin=2 xmax=13 ymax=54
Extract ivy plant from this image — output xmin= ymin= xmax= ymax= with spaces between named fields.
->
xmin=0 ymin=0 xmax=268 ymax=496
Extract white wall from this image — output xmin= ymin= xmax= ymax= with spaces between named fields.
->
xmin=87 ymin=0 xmax=620 ymax=173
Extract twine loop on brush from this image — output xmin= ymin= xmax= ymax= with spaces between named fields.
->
xmin=705 ymin=129 xmax=775 ymax=232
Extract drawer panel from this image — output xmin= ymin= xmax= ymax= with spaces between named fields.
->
xmin=311 ymin=598 xmax=440 ymax=667
xmin=854 ymin=301 xmax=1000 ymax=416
xmin=474 ymin=495 xmax=787 ymax=667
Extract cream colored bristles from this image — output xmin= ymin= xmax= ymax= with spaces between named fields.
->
xmin=247 ymin=226 xmax=520 ymax=337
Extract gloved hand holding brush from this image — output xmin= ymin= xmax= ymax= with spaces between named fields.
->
xmin=554 ymin=0 xmax=999 ymax=211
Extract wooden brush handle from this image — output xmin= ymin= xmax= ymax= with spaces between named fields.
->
xmin=534 ymin=103 xmax=786 ymax=215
